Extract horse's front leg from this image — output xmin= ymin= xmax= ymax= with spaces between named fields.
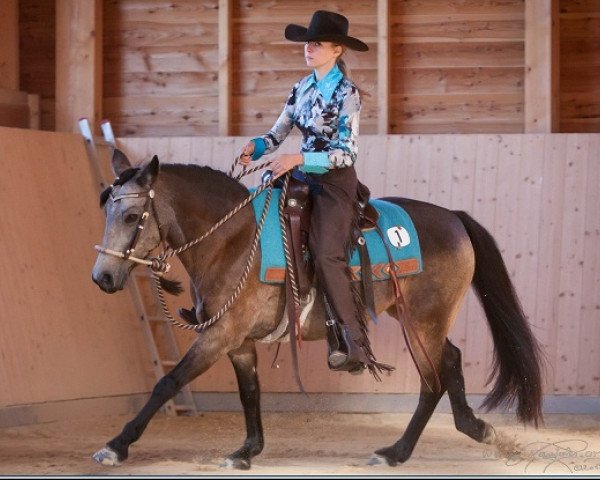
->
xmin=221 ymin=339 xmax=263 ymax=470
xmin=92 ymin=331 xmax=231 ymax=466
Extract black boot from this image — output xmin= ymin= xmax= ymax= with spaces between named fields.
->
xmin=327 ymin=324 xmax=368 ymax=373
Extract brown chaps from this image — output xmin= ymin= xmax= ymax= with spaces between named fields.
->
xmin=306 ymin=166 xmax=364 ymax=342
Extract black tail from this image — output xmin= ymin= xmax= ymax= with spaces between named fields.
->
xmin=454 ymin=210 xmax=543 ymax=427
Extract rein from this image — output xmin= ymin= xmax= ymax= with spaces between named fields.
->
xmin=95 ymin=159 xmax=276 ymax=332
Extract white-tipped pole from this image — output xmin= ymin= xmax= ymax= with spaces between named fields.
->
xmin=100 ymin=119 xmax=116 ymax=146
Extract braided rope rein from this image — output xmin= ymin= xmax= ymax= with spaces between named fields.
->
xmin=152 ymin=163 xmax=272 ymax=268
xmin=150 ymin=158 xmax=276 ymax=333
xmin=277 ymin=174 xmax=301 ymax=327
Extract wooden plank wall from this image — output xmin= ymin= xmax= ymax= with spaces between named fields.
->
xmin=0 ymin=127 xmax=154 ymax=408
xmin=232 ymin=1 xmax=378 ymax=135
xmin=389 ymin=0 xmax=525 ymax=134
xmin=103 ymin=0 xmax=220 ymax=136
xmin=19 ymin=0 xmax=55 ymax=131
xmin=16 ymin=0 xmax=600 ymax=135
xmin=0 ymin=0 xmax=19 ymax=90
xmin=118 ymin=133 xmax=600 ymax=397
xmin=560 ymin=0 xmax=600 ymax=132
xmin=0 ymin=89 xmax=30 ymax=129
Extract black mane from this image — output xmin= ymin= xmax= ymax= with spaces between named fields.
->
xmin=159 ymin=163 xmax=249 ymax=199
xmin=160 ymin=163 xmax=244 ymax=186
xmin=99 ymin=163 xmax=248 ymax=208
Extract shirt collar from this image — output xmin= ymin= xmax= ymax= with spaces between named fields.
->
xmin=303 ymin=64 xmax=344 ymax=103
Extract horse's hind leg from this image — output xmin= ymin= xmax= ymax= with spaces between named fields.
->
xmin=373 ymin=385 xmax=445 ymax=466
xmin=443 ymin=339 xmax=496 ymax=444
xmin=92 ymin=338 xmax=223 ymax=466
xmin=222 ymin=340 xmax=264 ymax=470
xmin=372 ymin=338 xmax=497 ymax=467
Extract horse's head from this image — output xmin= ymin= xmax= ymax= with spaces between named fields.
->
xmin=92 ymin=149 xmax=162 ymax=293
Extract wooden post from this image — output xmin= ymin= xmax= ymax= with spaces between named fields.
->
xmin=55 ymin=0 xmax=103 ymax=133
xmin=377 ymin=0 xmax=390 ymax=134
xmin=218 ymin=0 xmax=232 ymax=136
xmin=0 ymin=0 xmax=19 ymax=90
xmin=28 ymin=94 xmax=41 ymax=130
xmin=525 ymin=0 xmax=560 ymax=133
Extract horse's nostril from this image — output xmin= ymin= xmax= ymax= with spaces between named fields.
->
xmin=92 ymin=270 xmax=119 ymax=293
xmin=99 ymin=273 xmax=114 ymax=290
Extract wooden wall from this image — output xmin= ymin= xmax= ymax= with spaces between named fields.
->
xmin=389 ymin=0 xmax=525 ymax=134
xmin=0 ymin=88 xmax=33 ymax=129
xmin=560 ymin=0 xmax=600 ymax=132
xmin=19 ymin=0 xmax=55 ymax=131
xmin=233 ymin=1 xmax=378 ymax=135
xmin=118 ymin=133 xmax=600 ymax=397
xmin=0 ymin=127 xmax=154 ymax=408
xmin=103 ymin=0 xmax=220 ymax=136
xmin=17 ymin=0 xmax=600 ymax=135
xmin=0 ymin=129 xmax=597 ymax=411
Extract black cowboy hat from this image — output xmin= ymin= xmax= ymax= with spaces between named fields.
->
xmin=285 ymin=10 xmax=369 ymax=52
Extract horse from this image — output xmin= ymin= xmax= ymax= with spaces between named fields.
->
xmin=91 ymin=149 xmax=543 ymax=469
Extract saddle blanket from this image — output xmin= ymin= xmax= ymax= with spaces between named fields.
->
xmin=250 ymin=188 xmax=423 ymax=284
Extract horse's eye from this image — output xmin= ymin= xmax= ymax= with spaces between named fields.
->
xmin=124 ymin=213 xmax=139 ymax=225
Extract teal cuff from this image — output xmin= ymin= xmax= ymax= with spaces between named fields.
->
xmin=299 ymin=152 xmax=329 ymax=174
xmin=251 ymin=138 xmax=266 ymax=161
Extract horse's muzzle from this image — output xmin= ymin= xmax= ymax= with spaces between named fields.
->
xmin=92 ymin=271 xmax=120 ymax=294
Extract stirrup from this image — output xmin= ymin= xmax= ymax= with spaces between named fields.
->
xmin=328 ymin=350 xmax=367 ymax=373
xmin=327 ymin=325 xmax=368 ymax=373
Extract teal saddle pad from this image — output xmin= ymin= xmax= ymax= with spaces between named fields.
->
xmin=250 ymin=188 xmax=423 ymax=283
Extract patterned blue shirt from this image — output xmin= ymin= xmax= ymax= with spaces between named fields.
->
xmin=251 ymin=63 xmax=361 ymax=175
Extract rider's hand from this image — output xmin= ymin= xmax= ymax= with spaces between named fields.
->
xmin=238 ymin=141 xmax=255 ymax=166
xmin=271 ymin=154 xmax=304 ymax=179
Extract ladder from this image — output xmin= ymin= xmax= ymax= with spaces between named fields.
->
xmin=79 ymin=118 xmax=197 ymax=417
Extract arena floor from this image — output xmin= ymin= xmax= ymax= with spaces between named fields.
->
xmin=1 ymin=412 xmax=599 ymax=476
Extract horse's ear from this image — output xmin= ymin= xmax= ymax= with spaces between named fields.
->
xmin=111 ymin=148 xmax=131 ymax=177
xmin=137 ymin=155 xmax=160 ymax=187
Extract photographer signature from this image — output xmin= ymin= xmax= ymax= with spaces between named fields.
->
xmin=500 ymin=439 xmax=600 ymax=473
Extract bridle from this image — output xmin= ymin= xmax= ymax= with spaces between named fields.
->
xmin=94 ymin=161 xmax=277 ymax=333
xmin=94 ymin=186 xmax=167 ymax=271
xmin=95 ymin=160 xmax=274 ymax=274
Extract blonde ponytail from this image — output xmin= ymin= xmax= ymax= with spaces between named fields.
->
xmin=337 ymin=56 xmax=349 ymax=77
xmin=336 ymin=47 xmax=370 ymax=98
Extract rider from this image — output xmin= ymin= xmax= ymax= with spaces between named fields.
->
xmin=238 ymin=10 xmax=389 ymax=377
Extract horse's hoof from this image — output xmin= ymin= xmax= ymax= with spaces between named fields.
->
xmin=373 ymin=446 xmax=399 ymax=467
xmin=219 ymin=457 xmax=251 ymax=470
xmin=92 ymin=446 xmax=121 ymax=466
xmin=367 ymin=454 xmax=386 ymax=466
xmin=482 ymin=423 xmax=497 ymax=445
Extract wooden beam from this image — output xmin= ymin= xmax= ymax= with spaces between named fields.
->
xmin=218 ymin=0 xmax=232 ymax=136
xmin=525 ymin=0 xmax=560 ymax=133
xmin=0 ymin=0 xmax=19 ymax=90
xmin=55 ymin=0 xmax=102 ymax=133
xmin=28 ymin=94 xmax=41 ymax=130
xmin=377 ymin=0 xmax=390 ymax=134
